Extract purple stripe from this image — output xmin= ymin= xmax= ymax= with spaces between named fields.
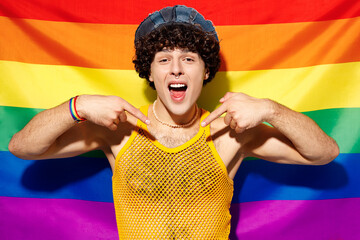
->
xmin=2 ymin=197 xmax=359 ymax=239
xmin=0 ymin=196 xmax=118 ymax=240
xmin=230 ymin=198 xmax=360 ymax=240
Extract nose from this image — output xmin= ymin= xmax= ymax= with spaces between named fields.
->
xmin=170 ymin=59 xmax=184 ymax=78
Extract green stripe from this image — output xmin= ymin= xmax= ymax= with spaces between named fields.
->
xmin=302 ymin=108 xmax=360 ymax=153
xmin=0 ymin=106 xmax=105 ymax=157
xmin=1 ymin=106 xmax=359 ymax=154
xmin=1 ymin=106 xmax=43 ymax=152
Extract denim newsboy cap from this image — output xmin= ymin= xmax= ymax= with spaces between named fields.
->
xmin=135 ymin=5 xmax=218 ymax=42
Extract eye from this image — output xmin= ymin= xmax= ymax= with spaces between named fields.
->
xmin=184 ymin=57 xmax=194 ymax=62
xmin=159 ymin=58 xmax=168 ymax=63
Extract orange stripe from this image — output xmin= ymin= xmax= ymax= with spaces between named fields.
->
xmin=1 ymin=16 xmax=360 ymax=71
xmin=1 ymin=17 xmax=135 ymax=69
xmin=219 ymin=17 xmax=360 ymax=70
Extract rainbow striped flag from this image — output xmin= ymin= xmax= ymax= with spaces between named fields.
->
xmin=1 ymin=0 xmax=359 ymax=239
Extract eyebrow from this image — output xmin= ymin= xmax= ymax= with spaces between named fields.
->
xmin=160 ymin=48 xmax=190 ymax=53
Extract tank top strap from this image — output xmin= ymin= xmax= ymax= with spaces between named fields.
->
xmin=137 ymin=104 xmax=150 ymax=129
xmin=139 ymin=104 xmax=150 ymax=116
xmin=199 ymin=109 xmax=211 ymax=136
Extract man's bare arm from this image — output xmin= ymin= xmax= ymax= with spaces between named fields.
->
xmin=9 ymin=101 xmax=80 ymax=159
xmin=8 ymin=95 xmax=149 ymax=160
xmin=202 ymin=92 xmax=339 ymax=165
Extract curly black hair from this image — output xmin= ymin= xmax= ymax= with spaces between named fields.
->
xmin=133 ymin=23 xmax=221 ymax=89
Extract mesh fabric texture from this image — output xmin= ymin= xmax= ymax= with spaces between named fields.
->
xmin=112 ymin=105 xmax=234 ymax=239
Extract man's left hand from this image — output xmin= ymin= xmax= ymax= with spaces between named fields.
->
xmin=201 ymin=92 xmax=272 ymax=133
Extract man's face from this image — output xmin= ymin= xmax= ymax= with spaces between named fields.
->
xmin=149 ymin=48 xmax=209 ymax=116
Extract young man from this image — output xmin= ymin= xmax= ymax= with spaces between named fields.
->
xmin=9 ymin=5 xmax=339 ymax=239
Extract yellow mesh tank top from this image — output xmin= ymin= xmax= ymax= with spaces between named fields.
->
xmin=112 ymin=105 xmax=234 ymax=239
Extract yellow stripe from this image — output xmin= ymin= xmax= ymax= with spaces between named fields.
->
xmin=0 ymin=60 xmax=151 ymax=109
xmin=1 ymin=60 xmax=359 ymax=112
xmin=199 ymin=62 xmax=360 ymax=112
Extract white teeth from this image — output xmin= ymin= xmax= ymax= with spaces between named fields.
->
xmin=169 ymin=83 xmax=186 ymax=88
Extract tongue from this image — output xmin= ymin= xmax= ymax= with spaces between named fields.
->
xmin=170 ymin=89 xmax=186 ymax=101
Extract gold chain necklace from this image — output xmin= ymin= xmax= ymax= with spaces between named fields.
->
xmin=152 ymin=100 xmax=199 ymax=128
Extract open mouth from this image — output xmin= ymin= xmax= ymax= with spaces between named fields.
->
xmin=168 ymin=83 xmax=187 ymax=91
xmin=168 ymin=83 xmax=188 ymax=101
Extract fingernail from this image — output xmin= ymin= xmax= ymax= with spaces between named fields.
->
xmin=201 ymin=121 xmax=206 ymax=127
xmin=145 ymin=120 xmax=150 ymax=125
xmin=220 ymin=98 xmax=224 ymax=102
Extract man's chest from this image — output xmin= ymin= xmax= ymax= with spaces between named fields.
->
xmin=148 ymin=127 xmax=199 ymax=148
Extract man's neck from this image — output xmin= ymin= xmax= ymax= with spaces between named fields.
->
xmin=152 ymin=100 xmax=198 ymax=127
xmin=147 ymin=103 xmax=202 ymax=148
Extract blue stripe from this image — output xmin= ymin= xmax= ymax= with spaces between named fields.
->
xmin=233 ymin=153 xmax=360 ymax=203
xmin=1 ymin=151 xmax=359 ymax=203
xmin=0 ymin=151 xmax=113 ymax=202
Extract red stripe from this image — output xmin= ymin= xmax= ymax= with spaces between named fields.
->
xmin=1 ymin=0 xmax=360 ymax=25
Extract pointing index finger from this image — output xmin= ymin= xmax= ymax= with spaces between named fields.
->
xmin=201 ymin=104 xmax=227 ymax=127
xmin=123 ymin=101 xmax=150 ymax=125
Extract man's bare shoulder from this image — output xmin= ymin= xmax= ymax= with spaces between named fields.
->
xmin=209 ymin=117 xmax=228 ymax=136
xmin=89 ymin=112 xmax=140 ymax=169
xmin=209 ymin=117 xmax=269 ymax=146
xmin=208 ymin=118 xmax=276 ymax=178
xmin=209 ymin=118 xmax=275 ymax=155
xmin=208 ymin=117 xmax=247 ymax=178
xmin=209 ymin=118 xmax=243 ymax=154
xmin=79 ymin=112 xmax=138 ymax=148
xmin=105 ymin=113 xmax=138 ymax=141
xmin=209 ymin=117 xmax=247 ymax=148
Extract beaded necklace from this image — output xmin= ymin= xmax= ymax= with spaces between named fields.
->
xmin=152 ymin=100 xmax=199 ymax=128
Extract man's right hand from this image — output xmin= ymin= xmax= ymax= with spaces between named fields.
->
xmin=76 ymin=95 xmax=150 ymax=131
xmin=8 ymin=94 xmax=150 ymax=160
